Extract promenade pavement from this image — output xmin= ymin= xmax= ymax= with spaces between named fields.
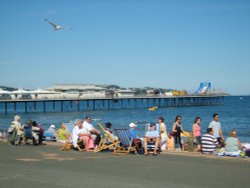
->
xmin=0 ymin=142 xmax=249 ymax=188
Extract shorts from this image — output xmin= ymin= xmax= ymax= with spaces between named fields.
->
xmin=195 ymin=136 xmax=201 ymax=145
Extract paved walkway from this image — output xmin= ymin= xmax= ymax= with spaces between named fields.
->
xmin=0 ymin=143 xmax=249 ymax=188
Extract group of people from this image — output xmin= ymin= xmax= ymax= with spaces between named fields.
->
xmin=7 ymin=115 xmax=44 ymax=145
xmin=70 ymin=117 xmax=101 ymax=151
xmin=7 ymin=113 xmax=245 ymax=157
xmin=128 ymin=113 xmax=244 ymax=156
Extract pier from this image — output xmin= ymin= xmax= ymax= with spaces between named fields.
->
xmin=0 ymin=95 xmax=224 ymax=114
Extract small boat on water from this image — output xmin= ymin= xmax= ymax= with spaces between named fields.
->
xmin=148 ymin=106 xmax=158 ymax=111
xmin=239 ymin=97 xmax=243 ymax=100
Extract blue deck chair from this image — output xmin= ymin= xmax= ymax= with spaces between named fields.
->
xmin=66 ymin=121 xmax=76 ymax=134
xmin=113 ymin=128 xmax=139 ymax=155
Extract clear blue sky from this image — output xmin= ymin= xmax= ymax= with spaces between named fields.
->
xmin=0 ymin=0 xmax=250 ymax=95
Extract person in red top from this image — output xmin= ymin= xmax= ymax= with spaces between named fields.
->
xmin=192 ymin=117 xmax=201 ymax=152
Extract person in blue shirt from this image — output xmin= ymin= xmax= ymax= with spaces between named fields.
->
xmin=144 ymin=123 xmax=160 ymax=156
xmin=129 ymin=122 xmax=142 ymax=148
xmin=129 ymin=123 xmax=138 ymax=140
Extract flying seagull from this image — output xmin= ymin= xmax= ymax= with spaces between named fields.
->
xmin=45 ymin=18 xmax=62 ymax=31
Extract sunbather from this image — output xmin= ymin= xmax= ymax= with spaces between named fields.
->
xmin=144 ymin=123 xmax=160 ymax=156
xmin=44 ymin=125 xmax=57 ymax=141
xmin=129 ymin=122 xmax=142 ymax=147
xmin=167 ymin=132 xmax=175 ymax=150
xmin=83 ymin=116 xmax=101 ymax=148
xmin=225 ymin=130 xmax=242 ymax=156
xmin=32 ymin=121 xmax=43 ymax=145
xmin=56 ymin=123 xmax=69 ymax=143
xmin=105 ymin=122 xmax=118 ymax=141
xmin=72 ymin=119 xmax=94 ymax=151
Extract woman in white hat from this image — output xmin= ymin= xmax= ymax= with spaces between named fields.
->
xmin=44 ymin=124 xmax=57 ymax=141
xmin=129 ymin=122 xmax=142 ymax=148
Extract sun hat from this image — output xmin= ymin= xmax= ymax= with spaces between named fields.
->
xmin=129 ymin=122 xmax=137 ymax=128
xmin=50 ymin=125 xmax=55 ymax=129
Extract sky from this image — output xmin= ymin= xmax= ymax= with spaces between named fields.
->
xmin=0 ymin=0 xmax=250 ymax=95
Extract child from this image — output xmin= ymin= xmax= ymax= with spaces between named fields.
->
xmin=167 ymin=132 xmax=175 ymax=151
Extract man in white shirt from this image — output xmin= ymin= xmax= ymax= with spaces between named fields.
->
xmin=72 ymin=119 xmax=90 ymax=149
xmin=83 ymin=116 xmax=101 ymax=147
xmin=208 ymin=114 xmax=224 ymax=144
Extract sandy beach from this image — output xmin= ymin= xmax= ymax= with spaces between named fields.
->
xmin=0 ymin=142 xmax=249 ymax=188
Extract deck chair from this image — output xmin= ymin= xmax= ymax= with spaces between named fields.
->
xmin=94 ymin=124 xmax=119 ymax=152
xmin=144 ymin=124 xmax=161 ymax=153
xmin=112 ymin=128 xmax=139 ymax=155
xmin=59 ymin=122 xmax=84 ymax=151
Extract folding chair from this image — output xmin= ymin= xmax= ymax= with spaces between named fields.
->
xmin=112 ymin=128 xmax=139 ymax=155
xmin=144 ymin=124 xmax=161 ymax=154
xmin=94 ymin=124 xmax=119 ymax=152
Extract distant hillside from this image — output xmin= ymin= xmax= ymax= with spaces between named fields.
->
xmin=0 ymin=85 xmax=17 ymax=91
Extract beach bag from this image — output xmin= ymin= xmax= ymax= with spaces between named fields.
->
xmin=7 ymin=129 xmax=17 ymax=144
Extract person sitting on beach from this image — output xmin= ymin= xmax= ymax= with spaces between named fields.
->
xmin=32 ymin=121 xmax=43 ymax=145
xmin=23 ymin=120 xmax=33 ymax=144
xmin=144 ymin=123 xmax=160 ymax=156
xmin=83 ymin=116 xmax=101 ymax=148
xmin=56 ymin=123 xmax=69 ymax=143
xmin=23 ymin=120 xmax=41 ymax=145
xmin=105 ymin=122 xmax=118 ymax=142
xmin=201 ymin=128 xmax=219 ymax=154
xmin=224 ymin=130 xmax=242 ymax=156
xmin=129 ymin=122 xmax=142 ymax=147
xmin=44 ymin=125 xmax=57 ymax=141
xmin=72 ymin=119 xmax=94 ymax=151
xmin=167 ymin=132 xmax=175 ymax=151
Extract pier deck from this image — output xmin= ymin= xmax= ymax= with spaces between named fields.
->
xmin=0 ymin=95 xmax=224 ymax=114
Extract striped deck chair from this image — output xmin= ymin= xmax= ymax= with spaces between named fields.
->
xmin=65 ymin=122 xmax=75 ymax=135
xmin=94 ymin=124 xmax=119 ymax=152
xmin=112 ymin=128 xmax=139 ymax=155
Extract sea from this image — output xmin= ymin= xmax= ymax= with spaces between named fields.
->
xmin=0 ymin=96 xmax=249 ymax=143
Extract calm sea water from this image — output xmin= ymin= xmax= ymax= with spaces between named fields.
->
xmin=0 ymin=96 xmax=249 ymax=142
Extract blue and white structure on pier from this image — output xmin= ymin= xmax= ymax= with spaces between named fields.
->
xmin=195 ymin=82 xmax=212 ymax=94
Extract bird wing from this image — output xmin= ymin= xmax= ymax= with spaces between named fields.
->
xmin=45 ymin=18 xmax=58 ymax=28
